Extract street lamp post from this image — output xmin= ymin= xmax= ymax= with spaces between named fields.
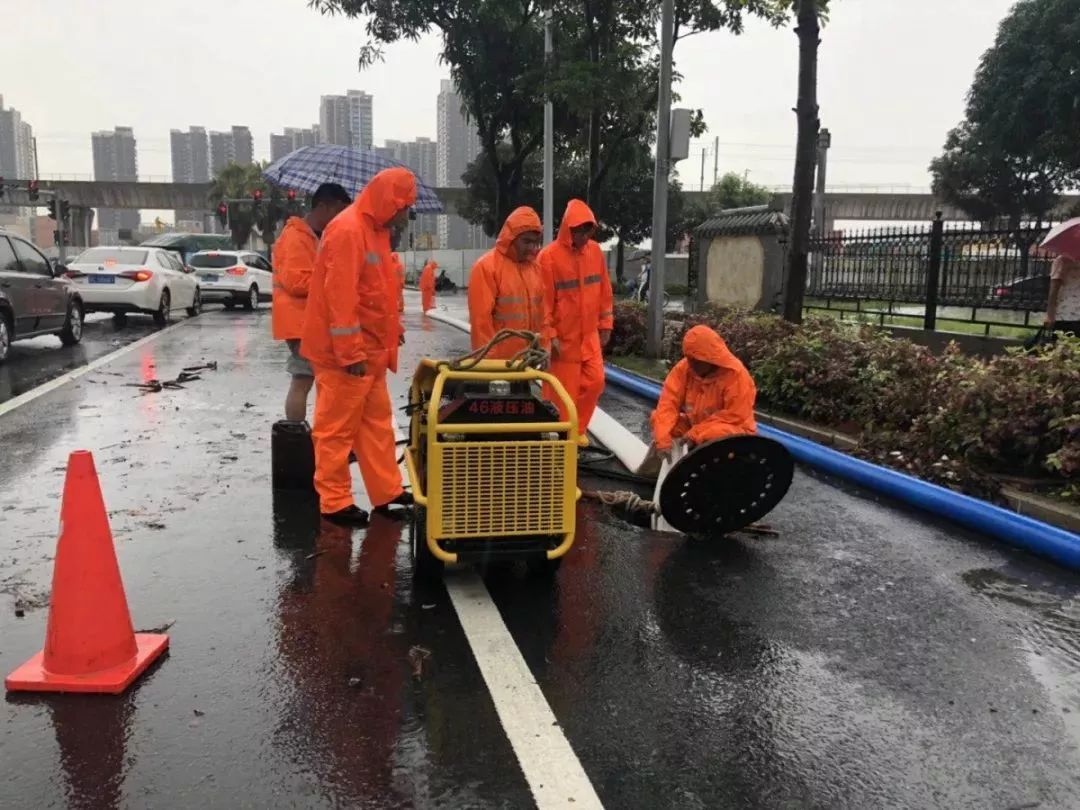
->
xmin=543 ymin=11 xmax=554 ymax=245
xmin=646 ymin=0 xmax=675 ymax=358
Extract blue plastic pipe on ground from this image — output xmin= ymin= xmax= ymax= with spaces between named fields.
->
xmin=603 ymin=363 xmax=1080 ymax=572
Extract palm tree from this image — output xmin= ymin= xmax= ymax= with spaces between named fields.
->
xmin=208 ymin=162 xmax=271 ymax=249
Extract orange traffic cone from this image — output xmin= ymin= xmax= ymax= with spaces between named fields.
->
xmin=5 ymin=450 xmax=169 ymax=694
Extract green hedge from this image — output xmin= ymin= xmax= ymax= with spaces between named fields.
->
xmin=610 ymin=301 xmax=1080 ymax=502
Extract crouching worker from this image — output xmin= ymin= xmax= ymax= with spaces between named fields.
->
xmin=650 ymin=325 xmax=757 ymax=461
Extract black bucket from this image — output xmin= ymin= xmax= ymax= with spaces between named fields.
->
xmin=272 ymin=420 xmax=315 ymax=492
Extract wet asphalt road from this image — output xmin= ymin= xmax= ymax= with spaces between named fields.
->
xmin=2 ymin=295 xmax=1080 ymax=809
xmin=0 ymin=312 xmax=184 ymax=405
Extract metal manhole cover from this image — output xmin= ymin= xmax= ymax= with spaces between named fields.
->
xmin=658 ymin=435 xmax=794 ymax=535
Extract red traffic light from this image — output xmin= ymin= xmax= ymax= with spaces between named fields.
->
xmin=217 ymin=202 xmax=228 ymax=214
xmin=252 ymin=189 xmax=263 ymax=202
xmin=286 ymin=189 xmax=296 ymax=201
xmin=27 ymin=179 xmax=40 ymax=201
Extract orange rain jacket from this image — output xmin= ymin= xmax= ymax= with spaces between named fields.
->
xmin=419 ymin=261 xmax=437 ymax=312
xmin=539 ymin=199 xmax=614 ymax=362
xmin=650 ymin=325 xmax=757 ymax=451
xmin=271 ymin=216 xmax=317 ymax=340
xmin=301 ymin=167 xmax=416 ymax=376
xmin=468 ymin=207 xmax=548 ymax=359
xmin=392 ymin=252 xmax=406 ymax=313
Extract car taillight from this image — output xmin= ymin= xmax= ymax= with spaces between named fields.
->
xmin=120 ymin=269 xmax=154 ymax=282
xmin=226 ymin=266 xmax=247 ymax=276
xmin=994 ymin=287 xmax=1008 ymax=297
xmin=64 ymin=270 xmax=85 ymax=279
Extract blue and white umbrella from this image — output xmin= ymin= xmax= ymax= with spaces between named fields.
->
xmin=263 ymin=144 xmax=444 ymax=213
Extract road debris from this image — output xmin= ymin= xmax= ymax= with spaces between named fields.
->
xmin=408 ymin=645 xmax=432 ymax=679
xmin=124 ymin=362 xmax=218 ymax=394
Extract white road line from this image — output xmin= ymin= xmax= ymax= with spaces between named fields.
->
xmin=402 ymin=318 xmax=602 ymax=807
xmin=0 ymin=317 xmax=196 ymax=419
xmin=446 ymin=572 xmax=604 ymax=810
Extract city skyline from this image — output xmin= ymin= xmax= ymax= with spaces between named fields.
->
xmin=2 ymin=0 xmax=1019 ymax=191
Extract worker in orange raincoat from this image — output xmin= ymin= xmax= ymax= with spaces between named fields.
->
xmin=539 ymin=199 xmax=614 ymax=432
xmin=467 ymin=206 xmax=547 ymax=360
xmin=271 ymin=183 xmax=351 ymax=422
xmin=650 ymin=324 xmax=757 ymax=460
xmin=301 ymin=167 xmax=416 ymax=525
xmin=418 ymin=260 xmax=437 ymax=313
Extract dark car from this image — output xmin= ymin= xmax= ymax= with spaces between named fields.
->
xmin=985 ymin=274 xmax=1051 ymax=308
xmin=0 ymin=229 xmax=84 ymax=363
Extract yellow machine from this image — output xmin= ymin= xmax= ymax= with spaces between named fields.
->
xmin=404 ymin=338 xmax=581 ymax=577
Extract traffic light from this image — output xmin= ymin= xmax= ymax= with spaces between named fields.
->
xmin=60 ymin=200 xmax=71 ymax=221
xmin=216 ymin=201 xmax=228 ymax=227
xmin=47 ymin=199 xmax=57 ymax=220
xmin=27 ymin=179 xmax=39 ymax=202
xmin=286 ymin=189 xmax=296 ymax=202
xmin=0 ymin=177 xmax=5 ymax=200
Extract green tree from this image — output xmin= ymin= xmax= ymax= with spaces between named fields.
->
xmin=207 ymin=162 xmax=272 ymax=249
xmin=782 ymin=0 xmax=822 ymax=324
xmin=309 ymin=0 xmax=790 ymax=233
xmin=930 ymin=0 xmax=1080 ymax=225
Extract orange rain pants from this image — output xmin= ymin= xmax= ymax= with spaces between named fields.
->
xmin=539 ymin=199 xmax=613 ymax=431
xmin=650 ymin=325 xmax=758 ymax=451
xmin=419 ymin=261 xmax=437 ymax=313
xmin=301 ymin=167 xmax=416 ymax=513
xmin=311 ymin=366 xmax=402 ymax=513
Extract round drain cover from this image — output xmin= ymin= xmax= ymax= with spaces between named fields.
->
xmin=658 ymin=435 xmax=794 ymax=535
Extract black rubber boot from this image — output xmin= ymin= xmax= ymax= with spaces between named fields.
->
xmin=321 ymin=504 xmax=370 ymax=527
xmin=373 ymin=491 xmax=414 ymax=519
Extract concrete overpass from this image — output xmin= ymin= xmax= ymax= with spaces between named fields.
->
xmin=9 ymin=180 xmax=1080 ymax=223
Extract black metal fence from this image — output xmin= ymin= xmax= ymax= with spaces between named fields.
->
xmin=805 ymin=218 xmax=1054 ymax=330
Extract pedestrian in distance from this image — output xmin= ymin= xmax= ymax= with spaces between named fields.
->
xmin=539 ymin=199 xmax=614 ymax=434
xmin=649 ymin=324 xmax=757 ymax=463
xmin=300 ymin=167 xmax=417 ymax=526
xmin=419 ymin=259 xmax=438 ymax=313
xmin=271 ymin=182 xmax=351 ymax=423
xmin=1045 ymin=251 xmax=1080 ymax=337
xmin=467 ymin=206 xmax=549 ymax=360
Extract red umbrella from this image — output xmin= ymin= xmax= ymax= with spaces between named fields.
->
xmin=1040 ymin=217 xmax=1080 ymax=259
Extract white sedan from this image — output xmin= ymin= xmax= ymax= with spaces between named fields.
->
xmin=65 ymin=246 xmax=201 ymax=325
xmin=188 ymin=250 xmax=274 ymax=311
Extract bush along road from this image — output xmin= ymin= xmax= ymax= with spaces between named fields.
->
xmin=610 ymin=301 xmax=1080 ymax=510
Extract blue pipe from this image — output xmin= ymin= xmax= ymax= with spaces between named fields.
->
xmin=604 ymin=363 xmax=1080 ymax=571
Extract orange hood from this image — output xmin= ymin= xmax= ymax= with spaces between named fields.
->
xmin=556 ymin=199 xmax=597 ymax=250
xmin=496 ymin=207 xmax=543 ymax=259
xmin=280 ymin=215 xmax=314 ymax=241
xmin=683 ymin=325 xmax=742 ymax=373
xmin=354 ymin=167 xmax=417 ymax=229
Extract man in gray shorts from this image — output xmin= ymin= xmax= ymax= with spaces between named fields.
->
xmin=271 ymin=183 xmax=352 ymax=421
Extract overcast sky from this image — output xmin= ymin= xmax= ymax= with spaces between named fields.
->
xmin=3 ymin=0 xmax=1016 ymax=191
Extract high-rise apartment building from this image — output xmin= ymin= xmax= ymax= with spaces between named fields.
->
xmin=209 ymin=126 xmax=254 ymax=174
xmin=92 ymin=127 xmax=139 ymax=233
xmin=0 ymin=95 xmax=36 ymax=237
xmin=436 ymin=80 xmax=486 ymax=249
xmin=320 ymin=90 xmax=373 ymax=151
xmin=270 ymin=125 xmax=319 ymax=162
xmin=170 ymin=126 xmax=210 ymax=228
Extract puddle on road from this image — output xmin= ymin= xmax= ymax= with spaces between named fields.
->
xmin=963 ymin=567 xmax=1080 ymax=750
